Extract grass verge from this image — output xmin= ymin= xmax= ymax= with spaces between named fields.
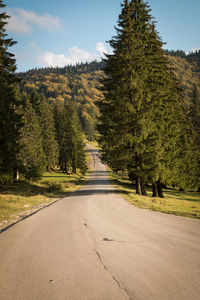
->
xmin=109 ymin=171 xmax=200 ymax=219
xmin=0 ymin=170 xmax=90 ymax=231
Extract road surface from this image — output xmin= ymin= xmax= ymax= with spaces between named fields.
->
xmin=0 ymin=147 xmax=200 ymax=300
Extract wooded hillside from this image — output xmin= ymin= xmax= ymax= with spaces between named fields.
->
xmin=166 ymin=50 xmax=200 ymax=103
xmin=18 ymin=51 xmax=200 ymax=141
xmin=18 ymin=61 xmax=105 ymax=141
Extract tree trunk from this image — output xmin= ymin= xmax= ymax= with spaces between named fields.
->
xmin=152 ymin=182 xmax=158 ymax=197
xmin=157 ymin=180 xmax=164 ymax=198
xmin=72 ymin=159 xmax=76 ymax=174
xmin=136 ymin=176 xmax=142 ymax=195
xmin=141 ymin=178 xmax=147 ymax=196
xmin=64 ymin=157 xmax=67 ymax=172
xmin=13 ymin=168 xmax=19 ymax=182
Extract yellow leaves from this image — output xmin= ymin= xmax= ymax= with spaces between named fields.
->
xmin=21 ymin=64 xmax=105 ymax=138
xmin=167 ymin=55 xmax=200 ymax=103
xmin=82 ymin=110 xmax=89 ymax=118
xmin=56 ymin=95 xmax=64 ymax=102
xmin=24 ymin=82 xmax=35 ymax=89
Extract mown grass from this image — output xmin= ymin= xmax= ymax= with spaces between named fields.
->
xmin=109 ymin=171 xmax=200 ymax=219
xmin=0 ymin=170 xmax=89 ymax=229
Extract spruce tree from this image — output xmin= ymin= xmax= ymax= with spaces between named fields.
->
xmin=140 ymin=23 xmax=185 ymax=196
xmin=30 ymin=90 xmax=42 ymax=116
xmin=63 ymin=99 xmax=87 ymax=175
xmin=17 ymin=95 xmax=46 ymax=181
xmin=39 ymin=96 xmax=59 ymax=171
xmin=184 ymin=84 xmax=200 ymax=191
xmin=97 ymin=0 xmax=193 ymax=196
xmin=0 ymin=0 xmax=21 ymax=183
xmin=29 ymin=91 xmax=59 ymax=171
xmin=190 ymin=84 xmax=200 ymax=147
xmin=98 ymin=0 xmax=157 ymax=195
xmin=54 ymin=100 xmax=87 ymax=175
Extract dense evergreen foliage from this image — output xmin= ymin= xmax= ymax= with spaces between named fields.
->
xmin=0 ymin=0 xmax=21 ymax=183
xmin=16 ymin=95 xmax=46 ymax=180
xmin=97 ymin=0 xmax=200 ymax=195
xmin=53 ymin=99 xmax=87 ymax=175
xmin=0 ymin=0 xmax=87 ymax=184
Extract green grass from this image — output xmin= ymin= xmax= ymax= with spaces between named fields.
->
xmin=86 ymin=140 xmax=100 ymax=149
xmin=109 ymin=171 xmax=200 ymax=219
xmin=0 ymin=170 xmax=90 ymax=229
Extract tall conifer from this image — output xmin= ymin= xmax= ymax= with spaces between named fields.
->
xmin=0 ymin=0 xmax=21 ymax=183
xmin=39 ymin=96 xmax=59 ymax=171
xmin=17 ymin=95 xmax=46 ymax=180
xmin=98 ymin=0 xmax=193 ymax=196
xmin=54 ymin=100 xmax=87 ymax=175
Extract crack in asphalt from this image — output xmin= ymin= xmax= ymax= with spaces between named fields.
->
xmin=82 ymin=188 xmax=131 ymax=299
xmin=102 ymin=237 xmax=125 ymax=243
xmin=94 ymin=247 xmax=132 ymax=300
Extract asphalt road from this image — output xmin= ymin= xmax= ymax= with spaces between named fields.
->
xmin=0 ymin=147 xmax=200 ymax=300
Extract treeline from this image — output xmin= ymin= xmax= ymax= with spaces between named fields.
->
xmin=18 ymin=63 xmax=105 ymax=141
xmin=18 ymin=61 xmax=105 ymax=76
xmin=17 ymin=91 xmax=87 ymax=181
xmin=97 ymin=0 xmax=200 ymax=196
xmin=1 ymin=88 xmax=87 ymax=184
xmin=0 ymin=1 xmax=86 ymax=185
xmin=18 ymin=51 xmax=200 ymax=143
xmin=165 ymin=49 xmax=200 ymax=67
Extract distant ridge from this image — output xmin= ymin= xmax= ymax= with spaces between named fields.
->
xmin=18 ymin=51 xmax=200 ymax=139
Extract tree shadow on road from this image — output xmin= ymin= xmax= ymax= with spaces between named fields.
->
xmin=70 ymin=188 xmax=129 ymax=197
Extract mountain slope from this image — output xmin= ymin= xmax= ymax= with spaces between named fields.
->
xmin=18 ymin=52 xmax=200 ymax=139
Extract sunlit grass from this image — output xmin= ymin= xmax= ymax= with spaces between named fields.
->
xmin=0 ymin=169 xmax=90 ymax=228
xmin=86 ymin=139 xmax=100 ymax=149
xmin=109 ymin=171 xmax=200 ymax=219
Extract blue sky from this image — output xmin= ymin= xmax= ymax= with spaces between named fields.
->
xmin=4 ymin=0 xmax=200 ymax=72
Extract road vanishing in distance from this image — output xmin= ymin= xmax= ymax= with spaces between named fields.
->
xmin=0 ymin=146 xmax=200 ymax=300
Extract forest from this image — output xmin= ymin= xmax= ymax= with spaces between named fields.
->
xmin=18 ymin=61 xmax=105 ymax=142
xmin=18 ymin=50 xmax=200 ymax=140
xmin=0 ymin=0 xmax=200 ymax=197
xmin=0 ymin=1 xmax=87 ymax=183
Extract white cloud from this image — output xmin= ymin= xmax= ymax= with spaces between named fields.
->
xmin=38 ymin=42 xmax=109 ymax=67
xmin=6 ymin=8 xmax=62 ymax=34
xmin=96 ymin=42 xmax=107 ymax=56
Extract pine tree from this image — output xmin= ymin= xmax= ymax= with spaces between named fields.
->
xmin=98 ymin=0 xmax=158 ymax=195
xmin=39 ymin=96 xmax=59 ymax=171
xmin=54 ymin=100 xmax=87 ymax=175
xmin=185 ymin=84 xmax=200 ymax=191
xmin=81 ymin=114 xmax=96 ymax=141
xmin=140 ymin=23 xmax=186 ymax=196
xmin=190 ymin=84 xmax=200 ymax=147
xmin=29 ymin=91 xmax=59 ymax=171
xmin=0 ymin=0 xmax=21 ymax=183
xmin=97 ymin=0 xmax=193 ymax=196
xmin=29 ymin=90 xmax=41 ymax=116
xmin=17 ymin=95 xmax=46 ymax=181
xmin=64 ymin=99 xmax=87 ymax=174
xmin=53 ymin=101 xmax=65 ymax=162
